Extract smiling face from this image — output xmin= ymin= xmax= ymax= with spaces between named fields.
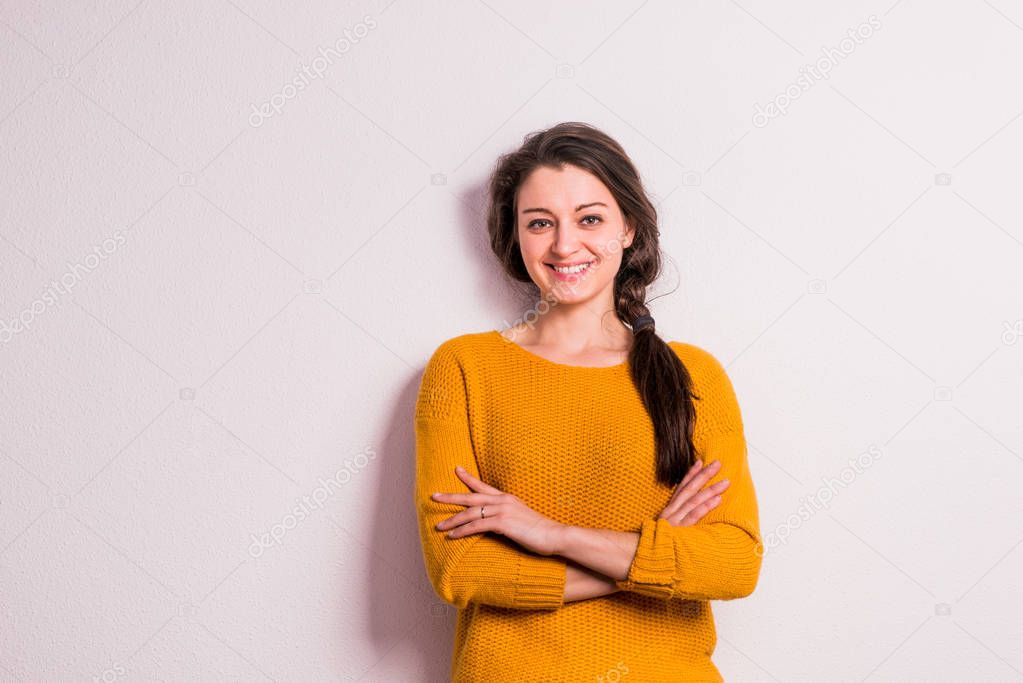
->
xmin=514 ymin=163 xmax=634 ymax=305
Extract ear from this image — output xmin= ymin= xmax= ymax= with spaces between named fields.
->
xmin=622 ymin=217 xmax=636 ymax=250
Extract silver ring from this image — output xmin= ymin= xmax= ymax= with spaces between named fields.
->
xmin=480 ymin=505 xmax=486 ymax=519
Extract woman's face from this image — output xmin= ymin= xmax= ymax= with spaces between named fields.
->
xmin=515 ymin=163 xmax=634 ymax=304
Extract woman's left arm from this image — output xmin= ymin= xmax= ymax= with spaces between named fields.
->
xmin=553 ymin=357 xmax=764 ymax=602
xmin=553 ymin=432 xmax=761 ymax=601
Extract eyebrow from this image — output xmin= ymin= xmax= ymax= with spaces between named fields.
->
xmin=521 ymin=202 xmax=608 ymax=215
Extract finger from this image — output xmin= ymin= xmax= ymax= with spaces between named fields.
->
xmin=454 ymin=466 xmax=504 ymax=495
xmin=663 ymin=459 xmax=706 ymax=511
xmin=662 ymin=472 xmax=728 ymax=519
xmin=431 ymin=491 xmax=499 ymax=507
xmin=682 ymin=478 xmax=730 ymax=510
xmin=676 ymin=494 xmax=722 ymax=526
xmin=674 ymin=480 xmax=728 ymax=521
xmin=663 ymin=460 xmax=723 ymax=517
xmin=671 ymin=480 xmax=728 ymax=523
xmin=680 ymin=459 xmax=721 ymax=496
xmin=684 ymin=459 xmax=722 ymax=493
xmin=679 ymin=459 xmax=704 ymax=489
xmin=444 ymin=517 xmax=491 ymax=539
xmin=436 ymin=504 xmax=499 ymax=531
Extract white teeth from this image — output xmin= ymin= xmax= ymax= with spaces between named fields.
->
xmin=552 ymin=262 xmax=592 ymax=274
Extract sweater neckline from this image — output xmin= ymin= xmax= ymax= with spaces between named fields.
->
xmin=489 ymin=329 xmax=630 ymax=371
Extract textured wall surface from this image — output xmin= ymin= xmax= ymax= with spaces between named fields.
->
xmin=2 ymin=1 xmax=1022 ymax=681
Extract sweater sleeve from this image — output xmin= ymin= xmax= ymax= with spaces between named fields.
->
xmin=414 ymin=339 xmax=567 ymax=611
xmin=615 ymin=351 xmax=763 ymax=601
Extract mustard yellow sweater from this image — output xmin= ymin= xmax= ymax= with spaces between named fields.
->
xmin=414 ymin=330 xmax=763 ymax=682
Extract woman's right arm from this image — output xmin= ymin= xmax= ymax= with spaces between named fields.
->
xmin=564 ymin=562 xmax=620 ymax=601
xmin=415 ymin=341 xmax=567 ymax=611
xmin=419 ymin=409 xmax=628 ymax=606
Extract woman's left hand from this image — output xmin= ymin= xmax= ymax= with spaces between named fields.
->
xmin=431 ymin=466 xmax=565 ymax=557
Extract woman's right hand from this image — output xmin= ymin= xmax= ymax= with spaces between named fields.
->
xmin=658 ymin=459 xmax=730 ymax=527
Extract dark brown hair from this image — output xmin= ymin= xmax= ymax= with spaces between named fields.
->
xmin=486 ymin=121 xmax=700 ymax=487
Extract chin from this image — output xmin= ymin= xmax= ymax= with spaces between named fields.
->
xmin=543 ymin=285 xmax=592 ymax=304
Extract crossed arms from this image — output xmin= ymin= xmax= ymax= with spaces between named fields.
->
xmin=414 ymin=411 xmax=762 ymax=610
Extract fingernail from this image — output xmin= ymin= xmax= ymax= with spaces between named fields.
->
xmin=455 ymin=466 xmax=465 ymax=473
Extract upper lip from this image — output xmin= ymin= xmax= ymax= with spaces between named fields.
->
xmin=546 ymin=260 xmax=595 ymax=268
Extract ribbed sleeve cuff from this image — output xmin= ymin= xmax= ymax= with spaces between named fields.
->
xmin=615 ymin=516 xmax=763 ymax=601
xmin=615 ymin=518 xmax=676 ymax=599
xmin=514 ymin=555 xmax=567 ymax=609
xmin=455 ymin=538 xmax=566 ymax=610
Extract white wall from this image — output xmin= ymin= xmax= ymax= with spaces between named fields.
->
xmin=2 ymin=1 xmax=1022 ymax=680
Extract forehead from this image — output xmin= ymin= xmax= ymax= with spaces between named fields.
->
xmin=516 ymin=164 xmax=615 ymax=208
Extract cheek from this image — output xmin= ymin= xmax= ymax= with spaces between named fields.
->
xmin=517 ymin=232 xmax=546 ymax=261
xmin=597 ymin=253 xmax=623 ymax=281
xmin=593 ymin=228 xmax=626 ymax=266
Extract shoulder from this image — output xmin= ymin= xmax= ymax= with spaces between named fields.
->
xmin=420 ymin=330 xmax=501 ymax=385
xmin=665 ymin=340 xmax=728 ymax=381
xmin=424 ymin=330 xmax=496 ymax=366
xmin=418 ymin=332 xmax=490 ymax=419
xmin=666 ymin=340 xmax=743 ymax=433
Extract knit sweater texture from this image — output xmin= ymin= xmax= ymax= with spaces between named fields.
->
xmin=413 ymin=330 xmax=763 ymax=682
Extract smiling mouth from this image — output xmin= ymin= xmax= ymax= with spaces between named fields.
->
xmin=546 ymin=261 xmax=595 ymax=274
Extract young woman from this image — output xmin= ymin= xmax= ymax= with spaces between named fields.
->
xmin=414 ymin=122 xmax=762 ymax=682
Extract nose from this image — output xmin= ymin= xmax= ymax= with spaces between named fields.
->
xmin=551 ymin=221 xmax=582 ymax=257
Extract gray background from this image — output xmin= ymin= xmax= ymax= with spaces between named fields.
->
xmin=2 ymin=0 xmax=1022 ymax=680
